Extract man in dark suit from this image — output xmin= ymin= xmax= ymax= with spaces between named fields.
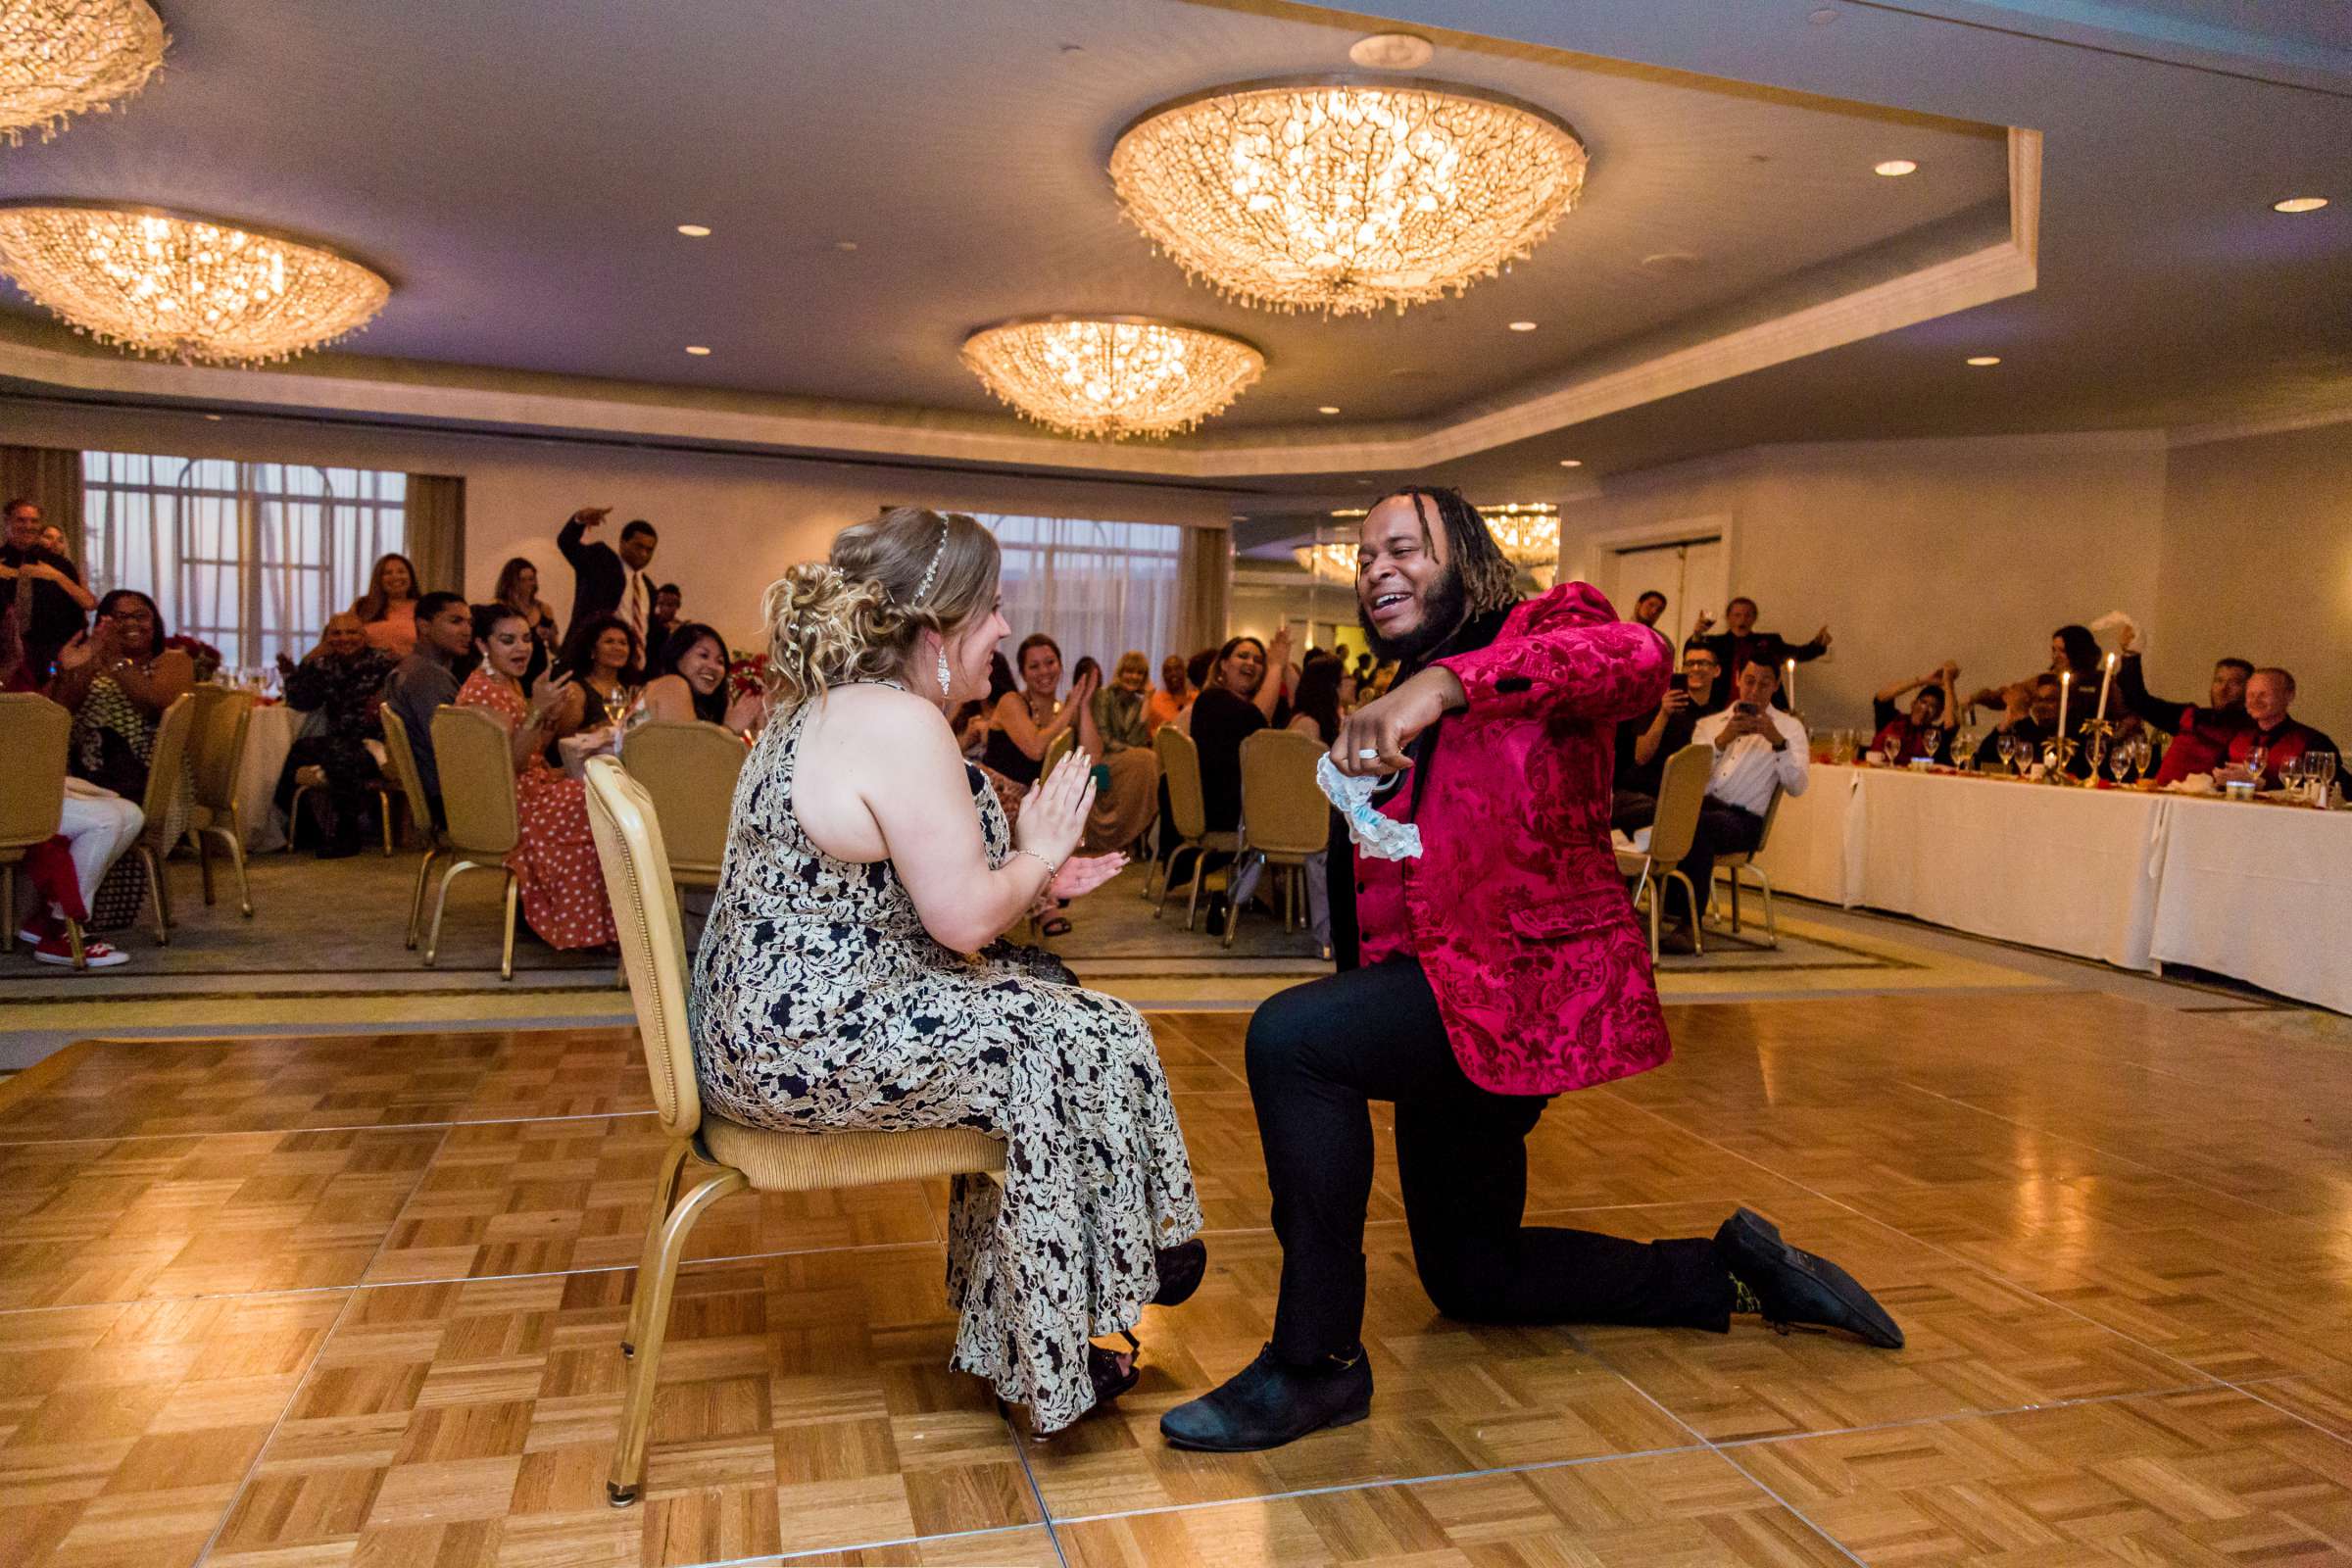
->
xmin=1684 ymin=596 xmax=1830 ymax=711
xmin=2 ymin=497 xmax=96 ymax=689
xmin=558 ymin=506 xmax=661 ymax=646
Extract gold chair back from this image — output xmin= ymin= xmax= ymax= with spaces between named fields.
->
xmin=584 ymin=756 xmax=704 ymax=1144
xmin=139 ymin=693 xmax=197 ymax=844
xmin=620 ymin=720 xmax=746 ymax=880
xmin=430 ymin=706 xmax=522 ymax=858
xmin=1645 ymin=742 xmax=1713 ymax=868
xmin=1155 ymin=724 xmax=1206 ymax=841
xmin=0 ymin=694 xmax=71 ymax=852
xmin=1239 ymin=728 xmax=1329 ymax=858
xmin=1041 ymin=726 xmax=1075 ymax=779
xmin=188 ymin=686 xmax=256 ymax=813
xmin=379 ymin=707 xmax=437 ymax=839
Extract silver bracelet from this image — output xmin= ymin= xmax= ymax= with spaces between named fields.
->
xmin=1010 ymin=848 xmax=1061 ymax=880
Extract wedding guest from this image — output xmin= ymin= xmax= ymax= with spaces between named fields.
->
xmin=1965 ymin=624 xmax=2114 ymax=724
xmin=1972 ymin=674 xmax=2094 ymax=777
xmin=2117 ymin=644 xmax=2252 ymax=784
xmin=691 ymin=506 xmax=1202 ymax=1437
xmin=649 ymin=582 xmax=683 ymax=653
xmin=983 ymin=634 xmax=1092 ymax=790
xmin=351 ymin=553 xmax=422 ymax=661
xmin=1613 ymin=646 xmax=1725 ymax=832
xmin=493 ymin=556 xmax=562 ymax=685
xmin=1677 ymin=661 xmax=1809 ymax=948
xmin=2225 ymin=669 xmax=2336 ymax=787
xmin=454 ymin=605 xmax=614 ymax=950
xmin=1288 ymin=651 xmax=1347 ymax=956
xmin=37 ymin=522 xmax=69 ymax=559
xmin=15 ymin=774 xmax=143 ymax=969
xmin=1085 ymin=650 xmax=1161 ymax=854
xmin=1870 ymin=663 xmax=1960 ymax=764
xmin=1190 ymin=632 xmax=1289 ymax=842
xmin=1167 ymin=648 xmax=1218 ymax=737
xmin=1146 ymin=654 xmax=1193 ymax=733
xmin=382 ymin=591 xmax=472 ymax=824
xmin=559 ymin=507 xmax=660 ymax=645
xmin=47 ymin=590 xmax=193 ymax=929
xmin=642 ymin=621 xmax=762 ymax=731
xmin=1684 ymin=597 xmax=1829 ymax=710
xmin=2 ymin=497 xmax=95 ymax=689
xmin=546 ymin=612 xmax=645 ymax=759
xmin=1629 ymin=590 xmax=1668 ymax=629
xmin=276 ymin=611 xmax=399 ymax=858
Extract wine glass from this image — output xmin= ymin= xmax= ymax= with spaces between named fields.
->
xmin=2245 ymin=745 xmax=2270 ymax=789
xmin=1996 ymin=733 xmax=2017 ymax=774
xmin=2314 ymin=752 xmax=2339 ymax=808
xmin=2110 ymin=744 xmax=2134 ymax=785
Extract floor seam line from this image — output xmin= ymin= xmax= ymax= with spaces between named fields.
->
xmin=191 ymin=1286 xmax=361 ymax=1568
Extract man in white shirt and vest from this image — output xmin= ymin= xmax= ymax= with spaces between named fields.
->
xmin=1678 ymin=660 xmax=1809 ymax=950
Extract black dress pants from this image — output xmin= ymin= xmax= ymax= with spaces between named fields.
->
xmin=1246 ymin=956 xmax=1734 ymax=1364
xmin=1683 ymin=802 xmax=1764 ymax=918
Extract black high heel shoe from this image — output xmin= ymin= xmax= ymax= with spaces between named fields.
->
xmin=1152 ymin=1238 xmax=1207 ymax=1308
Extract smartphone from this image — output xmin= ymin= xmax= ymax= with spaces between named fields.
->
xmin=1733 ymin=701 xmax=1762 ymax=716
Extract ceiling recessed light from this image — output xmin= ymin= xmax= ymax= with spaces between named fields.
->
xmin=675 ymin=223 xmax=711 ymax=237
xmin=203 ymin=413 xmax=222 ymax=421
xmin=1507 ymin=320 xmax=1538 ymax=332
xmin=1808 ymin=6 xmax=1839 ymax=23
xmin=1557 ymin=459 xmax=1583 ymax=467
xmin=2273 ymin=196 xmax=2328 ymax=214
xmin=1875 ymin=160 xmax=1918 ymax=177
xmin=1318 ymin=405 xmax=1341 ymax=415
xmin=834 ymin=240 xmax=858 ymax=252
xmin=685 ymin=345 xmax=712 ymax=356
xmin=1348 ymin=31 xmax=1433 ymax=70
xmin=1965 ymin=355 xmax=2000 ymax=367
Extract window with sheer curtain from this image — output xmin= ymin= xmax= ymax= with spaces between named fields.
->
xmin=976 ymin=514 xmax=1185 ymax=673
xmin=80 ymin=451 xmax=407 ymax=668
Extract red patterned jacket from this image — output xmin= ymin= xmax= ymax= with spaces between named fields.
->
xmin=1389 ymin=582 xmax=1675 ymax=1095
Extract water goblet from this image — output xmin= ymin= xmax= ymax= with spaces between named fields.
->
xmin=1996 ymin=733 xmax=2017 ymax=774
xmin=2110 ymin=745 xmax=2134 ymax=785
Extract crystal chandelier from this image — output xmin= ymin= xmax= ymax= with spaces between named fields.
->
xmin=1297 ymin=501 xmax=1561 ymax=579
xmin=0 ymin=204 xmax=391 ymax=365
xmin=1 ymin=0 xmax=168 ymax=144
xmin=960 ymin=315 xmax=1264 ymax=440
xmin=1110 ymin=78 xmax=1587 ymax=317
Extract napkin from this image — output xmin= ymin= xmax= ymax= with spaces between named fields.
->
xmin=1316 ymin=755 xmax=1423 ymax=861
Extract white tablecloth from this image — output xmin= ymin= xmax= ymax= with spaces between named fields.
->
xmin=1751 ymin=763 xmax=2350 ymax=1007
xmin=234 ymin=703 xmax=305 ymax=852
xmin=2152 ymin=794 xmax=2352 ymax=1014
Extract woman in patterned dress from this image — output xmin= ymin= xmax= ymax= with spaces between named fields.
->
xmin=453 ymin=605 xmax=616 ymax=951
xmin=691 ymin=507 xmax=1204 ymax=1438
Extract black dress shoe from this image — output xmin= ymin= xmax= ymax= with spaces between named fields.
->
xmin=1715 ymin=1207 xmax=1904 ymax=1349
xmin=1159 ymin=1344 xmax=1372 ymax=1452
xmin=1152 ymin=1238 xmax=1207 ymax=1308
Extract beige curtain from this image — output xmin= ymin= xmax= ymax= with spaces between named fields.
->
xmin=1 ymin=444 xmax=85 ymax=560
xmin=404 ymin=473 xmax=466 ymax=598
xmin=1177 ymin=525 xmax=1230 ymax=657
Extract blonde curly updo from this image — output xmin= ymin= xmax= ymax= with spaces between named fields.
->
xmin=762 ymin=508 xmax=1000 ymax=708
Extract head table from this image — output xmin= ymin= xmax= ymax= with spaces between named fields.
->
xmin=1749 ymin=763 xmax=2351 ymax=1014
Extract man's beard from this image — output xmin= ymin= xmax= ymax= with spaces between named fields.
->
xmin=1360 ymin=566 xmax=1469 ymax=666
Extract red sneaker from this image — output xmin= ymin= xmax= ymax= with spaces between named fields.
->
xmin=33 ymin=933 xmax=127 ymax=968
xmin=17 ymin=910 xmax=56 ymax=946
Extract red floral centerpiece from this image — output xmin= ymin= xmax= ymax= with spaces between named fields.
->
xmin=727 ymin=650 xmax=769 ymax=701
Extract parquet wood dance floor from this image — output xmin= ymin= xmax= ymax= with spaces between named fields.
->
xmin=2 ymin=993 xmax=2348 ymax=1565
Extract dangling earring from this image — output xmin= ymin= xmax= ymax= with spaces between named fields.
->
xmin=936 ymin=647 xmax=953 ymax=698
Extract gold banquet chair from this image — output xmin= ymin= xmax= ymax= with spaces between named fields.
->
xmin=1711 ymin=786 xmax=1784 ymax=949
xmin=184 ymin=684 xmax=257 ymax=918
xmin=1152 ymin=725 xmax=1237 ymax=929
xmin=1226 ymin=727 xmax=1329 ymax=948
xmin=0 ymin=694 xmax=89 ymax=968
xmin=424 ymin=705 xmax=522 ymax=980
xmin=1041 ymin=726 xmax=1075 ymax=780
xmin=1615 ymin=742 xmax=1712 ymax=962
xmin=378 ymin=709 xmax=448 ymax=950
xmin=126 ymin=693 xmax=198 ymax=946
xmin=618 ymin=719 xmax=747 ymax=892
xmin=581 ymin=756 xmax=1005 ymax=1508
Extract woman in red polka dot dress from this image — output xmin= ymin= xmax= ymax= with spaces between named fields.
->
xmin=454 ymin=605 xmax=617 ymax=951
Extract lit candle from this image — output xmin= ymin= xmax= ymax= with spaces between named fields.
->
xmin=2097 ymin=650 xmax=2116 ymax=722
xmin=2058 ymin=669 xmax=2071 ymax=755
xmin=1783 ymin=658 xmax=1796 ymax=710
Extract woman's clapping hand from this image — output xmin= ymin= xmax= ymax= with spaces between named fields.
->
xmin=1013 ymin=750 xmax=1097 ymax=870
xmin=1049 ymin=853 xmax=1126 ymax=901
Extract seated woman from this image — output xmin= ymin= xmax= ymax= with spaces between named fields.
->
xmin=15 ymin=780 xmax=145 ymax=970
xmin=1085 ymin=650 xmax=1161 ymax=856
xmin=982 ymin=633 xmax=1092 ymax=789
xmin=1286 ymin=652 xmax=1347 ymax=956
xmin=493 ymin=556 xmax=562 ymax=686
xmin=1189 ymin=630 xmax=1289 ymax=839
xmin=352 ymin=553 xmax=422 ymax=662
xmin=691 ymin=507 xmax=1204 ymax=1438
xmin=453 ymin=606 xmax=617 ymax=951
xmin=46 ymin=590 xmax=194 ymax=932
xmin=545 ymin=612 xmax=645 ymax=760
xmin=641 ymin=620 xmax=764 ymax=732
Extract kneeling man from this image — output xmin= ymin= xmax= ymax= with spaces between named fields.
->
xmin=1161 ymin=487 xmax=1902 ymax=1452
